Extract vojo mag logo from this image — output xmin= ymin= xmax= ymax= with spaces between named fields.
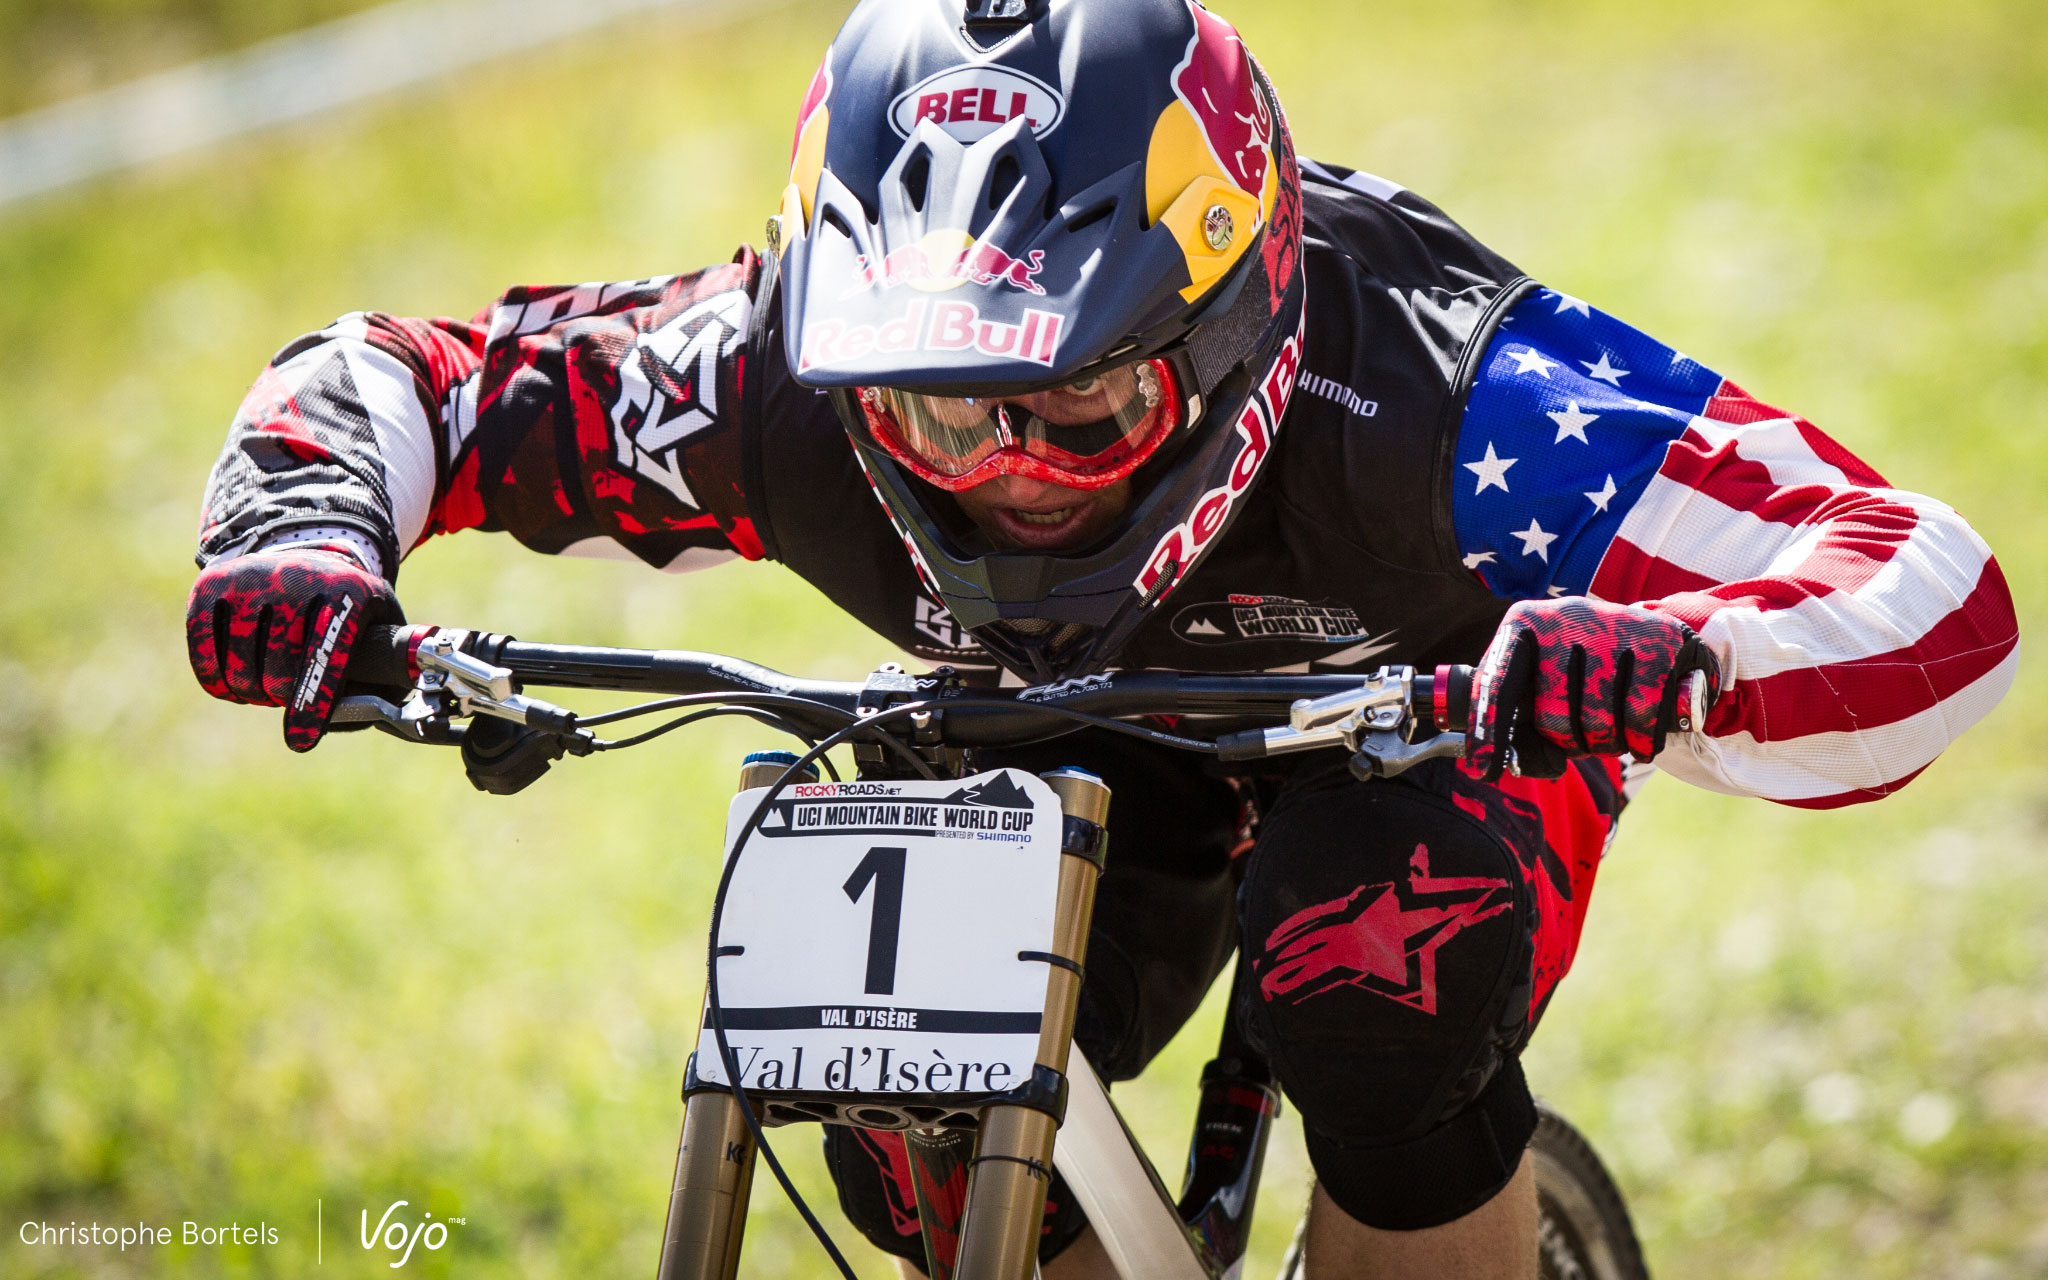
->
xmin=889 ymin=65 xmax=1066 ymax=144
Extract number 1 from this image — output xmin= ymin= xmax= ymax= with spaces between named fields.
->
xmin=843 ymin=846 xmax=907 ymax=995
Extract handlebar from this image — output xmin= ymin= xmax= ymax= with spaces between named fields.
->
xmin=345 ymin=625 xmax=1474 ymax=776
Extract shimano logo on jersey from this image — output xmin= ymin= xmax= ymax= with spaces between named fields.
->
xmin=889 ymin=66 xmax=1066 ymax=143
xmin=1296 ymin=371 xmax=1378 ymax=418
xmin=292 ymin=597 xmax=353 ymax=711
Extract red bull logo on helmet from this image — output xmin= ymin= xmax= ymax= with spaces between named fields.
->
xmin=849 ymin=230 xmax=1047 ymax=297
xmin=800 ymin=300 xmax=1066 ymax=374
xmin=1134 ymin=313 xmax=1304 ymax=598
xmin=1171 ymin=1 xmax=1272 ymax=201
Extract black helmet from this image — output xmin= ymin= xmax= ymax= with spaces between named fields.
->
xmin=776 ymin=0 xmax=1305 ymax=681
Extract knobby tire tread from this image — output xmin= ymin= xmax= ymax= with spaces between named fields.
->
xmin=1532 ymin=1100 xmax=1650 ymax=1280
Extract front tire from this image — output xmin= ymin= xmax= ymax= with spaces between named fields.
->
xmin=1531 ymin=1101 xmax=1649 ymax=1280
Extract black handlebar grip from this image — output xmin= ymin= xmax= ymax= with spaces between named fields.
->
xmin=348 ymin=624 xmax=416 ymax=688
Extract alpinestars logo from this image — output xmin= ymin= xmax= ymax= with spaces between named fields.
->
xmin=609 ymin=291 xmax=752 ymax=506
xmin=1257 ymin=845 xmax=1511 ymax=1015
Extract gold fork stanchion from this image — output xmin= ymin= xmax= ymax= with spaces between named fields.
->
xmin=950 ymin=768 xmax=1111 ymax=1280
xmin=655 ymin=754 xmax=797 ymax=1280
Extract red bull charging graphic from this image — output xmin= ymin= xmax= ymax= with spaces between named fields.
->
xmin=1172 ymin=1 xmax=1273 ymax=200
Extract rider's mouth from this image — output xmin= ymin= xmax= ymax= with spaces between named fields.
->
xmin=1012 ymin=508 xmax=1074 ymax=527
xmin=985 ymin=502 xmax=1098 ymax=549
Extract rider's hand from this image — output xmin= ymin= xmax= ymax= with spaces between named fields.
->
xmin=1465 ymin=597 xmax=1719 ymax=783
xmin=185 ymin=544 xmax=404 ymax=753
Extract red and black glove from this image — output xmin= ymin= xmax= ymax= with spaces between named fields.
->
xmin=185 ymin=545 xmax=404 ymax=753
xmin=1465 ymin=597 xmax=1720 ymax=783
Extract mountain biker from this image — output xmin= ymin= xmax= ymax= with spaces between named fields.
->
xmin=183 ymin=1 xmax=2018 ymax=1275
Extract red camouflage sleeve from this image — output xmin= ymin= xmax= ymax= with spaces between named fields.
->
xmin=196 ymin=250 xmax=769 ymax=578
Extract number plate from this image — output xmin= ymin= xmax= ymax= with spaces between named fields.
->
xmin=695 ymin=768 xmax=1064 ymax=1097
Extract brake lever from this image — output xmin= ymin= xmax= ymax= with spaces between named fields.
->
xmin=1347 ymin=730 xmax=1465 ymax=780
xmin=1215 ymin=667 xmax=1429 ymax=764
xmin=333 ymin=631 xmax=584 ymax=747
xmin=416 ymin=632 xmax=581 ymax=736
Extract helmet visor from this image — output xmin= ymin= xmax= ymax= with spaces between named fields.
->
xmin=857 ymin=359 xmax=1184 ymax=492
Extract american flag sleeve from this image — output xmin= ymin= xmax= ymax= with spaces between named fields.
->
xmin=196 ymin=255 xmax=768 ymax=579
xmin=1452 ymin=288 xmax=2019 ymax=809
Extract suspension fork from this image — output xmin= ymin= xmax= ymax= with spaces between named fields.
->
xmin=938 ymin=767 xmax=1110 ymax=1280
xmin=654 ymin=756 xmax=792 ymax=1280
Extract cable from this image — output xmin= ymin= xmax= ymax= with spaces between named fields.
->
xmin=576 ymin=691 xmax=936 ymax=781
xmin=590 ymin=706 xmax=838 ymax=777
xmin=574 ymin=693 xmax=799 ymax=729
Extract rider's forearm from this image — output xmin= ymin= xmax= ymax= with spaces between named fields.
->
xmin=196 ymin=255 xmax=774 ymax=578
xmin=196 ymin=310 xmax=484 ymax=578
xmin=1450 ymin=288 xmax=2018 ymax=808
xmin=1594 ymin=415 xmax=2018 ymax=809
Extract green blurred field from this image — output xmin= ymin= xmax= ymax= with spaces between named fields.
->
xmin=1 ymin=0 xmax=2045 ymax=1276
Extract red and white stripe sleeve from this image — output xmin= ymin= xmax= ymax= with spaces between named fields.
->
xmin=1588 ymin=384 xmax=2019 ymax=809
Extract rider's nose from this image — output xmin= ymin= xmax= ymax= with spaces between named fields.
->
xmin=980 ymin=474 xmax=1077 ymax=507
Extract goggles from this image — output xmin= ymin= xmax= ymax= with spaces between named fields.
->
xmin=857 ymin=358 xmax=1185 ymax=492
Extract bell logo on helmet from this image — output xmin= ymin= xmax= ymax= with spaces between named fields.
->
xmin=889 ymin=66 xmax=1066 ymax=143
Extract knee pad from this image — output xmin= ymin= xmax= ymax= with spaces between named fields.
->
xmin=1239 ymin=770 xmax=1539 ymax=1228
xmin=821 ymin=1126 xmax=1091 ymax=1270
xmin=1306 ymin=1055 xmax=1538 ymax=1231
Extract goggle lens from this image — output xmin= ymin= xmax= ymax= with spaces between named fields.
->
xmin=858 ymin=359 xmax=1183 ymax=491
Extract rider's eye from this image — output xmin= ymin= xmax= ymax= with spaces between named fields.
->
xmin=1066 ymin=377 xmax=1100 ymax=396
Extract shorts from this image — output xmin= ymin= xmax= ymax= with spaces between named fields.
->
xmin=825 ymin=731 xmax=1627 ymax=1264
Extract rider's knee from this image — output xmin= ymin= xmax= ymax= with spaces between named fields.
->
xmin=1239 ymin=767 xmax=1540 ymax=1230
xmin=1303 ymin=1056 xmax=1538 ymax=1230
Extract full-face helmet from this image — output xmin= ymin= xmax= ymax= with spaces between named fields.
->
xmin=776 ymin=0 xmax=1305 ymax=681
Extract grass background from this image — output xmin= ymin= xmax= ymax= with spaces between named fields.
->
xmin=1 ymin=0 xmax=2044 ymax=1275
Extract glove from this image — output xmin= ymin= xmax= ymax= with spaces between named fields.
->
xmin=1465 ymin=597 xmax=1719 ymax=783
xmin=185 ymin=545 xmax=404 ymax=753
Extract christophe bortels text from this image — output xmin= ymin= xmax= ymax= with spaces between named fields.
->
xmin=18 ymin=1220 xmax=279 ymax=1250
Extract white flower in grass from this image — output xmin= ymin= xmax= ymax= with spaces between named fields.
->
xmin=1898 ymin=1091 xmax=1958 ymax=1146
xmin=1804 ymin=1072 xmax=1865 ymax=1125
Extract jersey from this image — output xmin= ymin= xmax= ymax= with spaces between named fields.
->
xmin=195 ymin=161 xmax=2018 ymax=811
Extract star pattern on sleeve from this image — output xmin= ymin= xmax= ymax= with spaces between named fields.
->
xmin=1464 ymin=442 xmax=1517 ymax=494
xmin=1452 ymin=288 xmax=1726 ymax=599
xmin=1511 ymin=518 xmax=1558 ymax=563
xmin=1547 ymin=401 xmax=1597 ymax=444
